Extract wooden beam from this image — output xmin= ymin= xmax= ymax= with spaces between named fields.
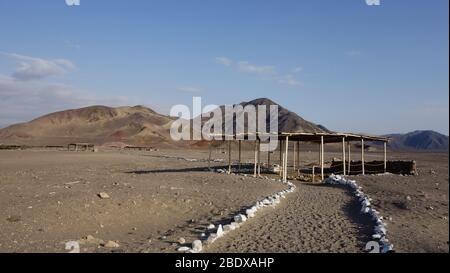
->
xmin=254 ymin=140 xmax=258 ymax=178
xmin=318 ymin=142 xmax=321 ymax=175
xmin=284 ymin=136 xmax=289 ymax=182
xmin=280 ymin=140 xmax=284 ymax=178
xmin=297 ymin=141 xmax=300 ymax=175
xmin=361 ymin=138 xmax=365 ymax=175
xmin=342 ymin=137 xmax=346 ymax=175
xmin=321 ymin=136 xmax=324 ymax=181
xmin=348 ymin=142 xmax=351 ymax=175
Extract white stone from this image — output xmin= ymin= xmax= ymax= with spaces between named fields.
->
xmin=216 ymin=224 xmax=224 ymax=237
xmin=98 ymin=192 xmax=110 ymax=199
xmin=207 ymin=224 xmax=215 ymax=230
xmin=178 ymin=246 xmax=191 ymax=252
xmin=223 ymin=224 xmax=235 ymax=232
xmin=104 ymin=240 xmax=120 ymax=248
xmin=192 ymin=240 xmax=203 ymax=252
xmin=234 ymin=214 xmax=247 ymax=223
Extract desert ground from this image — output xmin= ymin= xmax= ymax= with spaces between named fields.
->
xmin=0 ymin=146 xmax=448 ymax=253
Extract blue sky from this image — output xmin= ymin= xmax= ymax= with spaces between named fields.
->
xmin=0 ymin=0 xmax=448 ymax=135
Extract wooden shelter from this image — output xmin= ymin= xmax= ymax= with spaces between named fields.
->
xmin=208 ymin=132 xmax=389 ymax=182
xmin=67 ymin=143 xmax=95 ymax=152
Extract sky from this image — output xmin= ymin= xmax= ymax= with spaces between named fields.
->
xmin=0 ymin=0 xmax=448 ymax=135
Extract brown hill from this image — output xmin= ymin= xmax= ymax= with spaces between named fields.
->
xmin=202 ymin=98 xmax=329 ymax=134
xmin=0 ymin=105 xmax=176 ymax=146
xmin=0 ymin=99 xmax=329 ymax=147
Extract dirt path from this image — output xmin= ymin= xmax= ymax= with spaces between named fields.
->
xmin=206 ymin=183 xmax=373 ymax=253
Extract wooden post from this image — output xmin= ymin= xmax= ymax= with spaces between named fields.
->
xmin=297 ymin=142 xmax=300 ymax=175
xmin=280 ymin=140 xmax=284 ymax=178
xmin=384 ymin=141 xmax=387 ymax=173
xmin=318 ymin=142 xmax=322 ymax=175
xmin=267 ymin=150 xmax=271 ymax=168
xmin=208 ymin=143 xmax=212 ymax=170
xmin=254 ymin=140 xmax=258 ymax=178
xmin=284 ymin=136 xmax=289 ymax=182
xmin=361 ymin=138 xmax=365 ymax=175
xmin=348 ymin=142 xmax=351 ymax=175
xmin=238 ymin=140 xmax=242 ymax=171
xmin=342 ymin=137 xmax=346 ymax=175
xmin=321 ymin=136 xmax=324 ymax=181
xmin=228 ymin=141 xmax=232 ymax=174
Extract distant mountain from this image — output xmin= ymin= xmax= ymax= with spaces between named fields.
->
xmin=205 ymin=98 xmax=330 ymax=134
xmin=0 ymin=105 xmax=176 ymax=146
xmin=0 ymin=98 xmax=330 ymax=146
xmin=386 ymin=130 xmax=449 ymax=151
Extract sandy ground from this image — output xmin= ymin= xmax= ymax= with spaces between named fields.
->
xmin=356 ymin=152 xmax=449 ymax=253
xmin=0 ymin=147 xmax=448 ymax=253
xmin=0 ymin=149 xmax=284 ymax=253
xmin=206 ymin=182 xmax=373 ymax=253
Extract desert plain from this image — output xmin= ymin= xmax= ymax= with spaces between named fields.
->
xmin=0 ymin=147 xmax=448 ymax=253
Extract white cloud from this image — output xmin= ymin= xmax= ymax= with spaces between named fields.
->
xmin=2 ymin=53 xmax=76 ymax=81
xmin=278 ymin=74 xmax=303 ymax=87
xmin=215 ymin=56 xmax=233 ymax=66
xmin=237 ymin=61 xmax=275 ymax=75
xmin=177 ymin=86 xmax=203 ymax=93
xmin=214 ymin=56 xmax=304 ymax=89
xmin=0 ymin=74 xmax=136 ymax=128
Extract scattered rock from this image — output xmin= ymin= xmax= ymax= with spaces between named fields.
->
xmin=234 ymin=214 xmax=247 ymax=223
xmin=177 ymin=246 xmax=190 ymax=252
xmin=98 ymin=192 xmax=110 ymax=199
xmin=178 ymin=237 xmax=186 ymax=244
xmin=223 ymin=224 xmax=234 ymax=232
xmin=216 ymin=224 xmax=224 ymax=237
xmin=207 ymin=224 xmax=215 ymax=230
xmin=406 ymin=195 xmax=412 ymax=201
xmin=192 ymin=240 xmax=202 ymax=252
xmin=6 ymin=215 xmax=21 ymax=223
xmin=104 ymin=240 xmax=120 ymax=248
xmin=81 ymin=235 xmax=104 ymax=245
xmin=393 ymin=201 xmax=410 ymax=210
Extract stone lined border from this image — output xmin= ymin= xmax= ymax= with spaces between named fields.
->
xmin=325 ymin=174 xmax=394 ymax=253
xmin=178 ymin=169 xmax=296 ymax=253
